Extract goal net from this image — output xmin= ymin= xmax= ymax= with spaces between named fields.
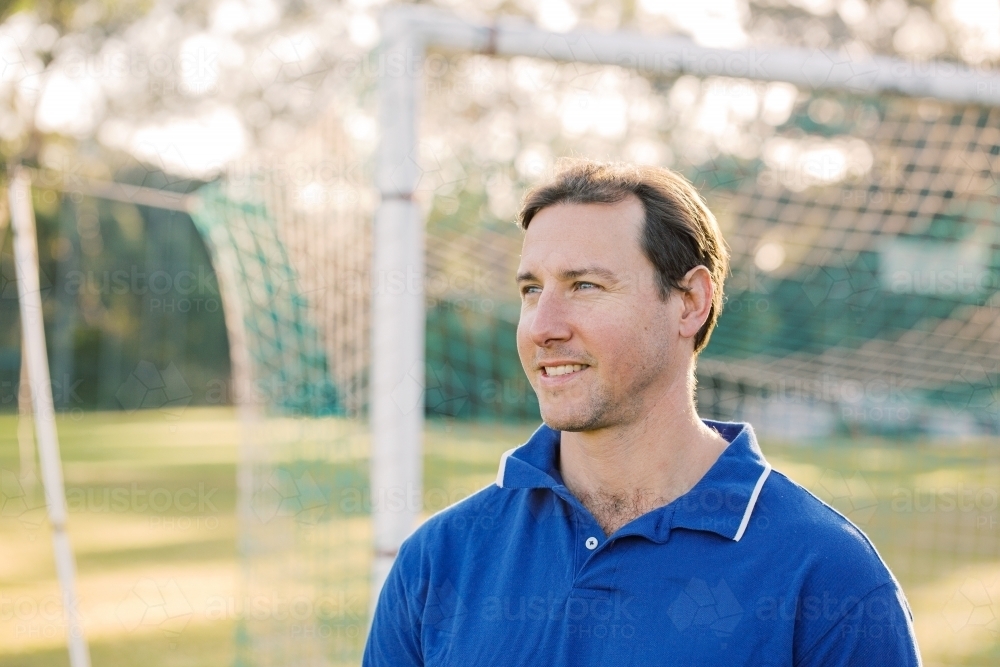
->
xmin=190 ymin=116 xmax=372 ymax=666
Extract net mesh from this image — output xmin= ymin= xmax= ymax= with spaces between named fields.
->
xmin=189 ymin=109 xmax=372 ymax=666
xmin=700 ymin=95 xmax=1000 ymax=440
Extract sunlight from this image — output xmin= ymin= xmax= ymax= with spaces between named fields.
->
xmin=126 ymin=106 xmax=248 ymax=178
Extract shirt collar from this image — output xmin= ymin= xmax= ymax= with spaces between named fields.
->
xmin=495 ymin=419 xmax=772 ymax=543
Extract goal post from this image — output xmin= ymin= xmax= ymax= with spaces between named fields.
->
xmin=369 ymin=9 xmax=427 ymax=615
xmin=8 ymin=166 xmax=91 ymax=667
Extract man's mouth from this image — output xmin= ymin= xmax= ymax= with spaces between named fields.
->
xmin=542 ymin=364 xmax=589 ymax=377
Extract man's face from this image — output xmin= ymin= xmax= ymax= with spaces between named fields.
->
xmin=516 ymin=196 xmax=689 ymax=432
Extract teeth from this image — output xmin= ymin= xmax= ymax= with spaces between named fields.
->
xmin=545 ymin=364 xmax=585 ymax=377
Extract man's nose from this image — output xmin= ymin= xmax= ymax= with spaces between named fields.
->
xmin=528 ymin=288 xmax=572 ymax=346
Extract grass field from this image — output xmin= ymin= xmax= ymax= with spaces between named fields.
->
xmin=1 ymin=407 xmax=998 ymax=666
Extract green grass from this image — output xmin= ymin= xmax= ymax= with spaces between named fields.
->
xmin=2 ymin=408 xmax=999 ymax=666
xmin=0 ymin=408 xmax=241 ymax=667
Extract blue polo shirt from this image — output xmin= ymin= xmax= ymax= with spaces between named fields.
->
xmin=364 ymin=420 xmax=921 ymax=666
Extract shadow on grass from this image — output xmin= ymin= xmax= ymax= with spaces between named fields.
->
xmin=1 ymin=620 xmax=235 ymax=667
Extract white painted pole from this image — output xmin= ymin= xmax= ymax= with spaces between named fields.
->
xmin=0 ymin=200 xmax=35 ymax=492
xmin=369 ymin=9 xmax=426 ymax=618
xmin=18 ymin=328 xmax=37 ymax=494
xmin=9 ymin=167 xmax=91 ymax=667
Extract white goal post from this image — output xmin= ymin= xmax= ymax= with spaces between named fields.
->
xmin=9 ymin=167 xmax=91 ymax=667
xmin=369 ymin=3 xmax=1000 ymax=612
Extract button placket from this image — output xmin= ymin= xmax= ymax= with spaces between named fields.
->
xmin=553 ymin=485 xmax=609 ymax=572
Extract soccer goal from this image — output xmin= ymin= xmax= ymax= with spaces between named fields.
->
xmin=13 ymin=5 xmax=1000 ymax=667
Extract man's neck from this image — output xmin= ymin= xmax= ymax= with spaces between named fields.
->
xmin=558 ymin=382 xmax=730 ymax=538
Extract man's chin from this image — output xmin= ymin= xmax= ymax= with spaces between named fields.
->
xmin=540 ymin=408 xmax=604 ymax=433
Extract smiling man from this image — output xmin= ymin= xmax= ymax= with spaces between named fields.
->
xmin=363 ymin=161 xmax=921 ymax=666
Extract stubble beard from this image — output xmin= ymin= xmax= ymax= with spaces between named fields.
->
xmin=540 ymin=370 xmax=648 ymax=432
xmin=541 ymin=383 xmax=614 ymax=432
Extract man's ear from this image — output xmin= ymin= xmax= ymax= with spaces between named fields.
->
xmin=677 ymin=265 xmax=713 ymax=341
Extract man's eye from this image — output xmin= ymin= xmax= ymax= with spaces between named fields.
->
xmin=521 ymin=285 xmax=541 ymax=295
xmin=576 ymin=282 xmax=598 ymax=290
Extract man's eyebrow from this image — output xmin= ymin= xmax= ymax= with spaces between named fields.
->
xmin=515 ymin=266 xmax=619 ymax=283
xmin=516 ymin=270 xmax=538 ymax=284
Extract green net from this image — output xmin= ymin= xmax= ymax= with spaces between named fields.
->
xmin=190 ymin=174 xmax=370 ymax=667
xmin=191 ymin=182 xmax=341 ymax=418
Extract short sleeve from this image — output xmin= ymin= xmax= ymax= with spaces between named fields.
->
xmin=796 ymin=582 xmax=921 ymax=667
xmin=362 ymin=553 xmax=424 ymax=667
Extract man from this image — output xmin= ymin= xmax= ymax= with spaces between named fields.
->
xmin=364 ymin=160 xmax=921 ymax=665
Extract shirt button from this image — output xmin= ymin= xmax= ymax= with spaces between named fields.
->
xmin=585 ymin=536 xmax=599 ymax=550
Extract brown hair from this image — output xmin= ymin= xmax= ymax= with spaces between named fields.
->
xmin=518 ymin=159 xmax=730 ymax=354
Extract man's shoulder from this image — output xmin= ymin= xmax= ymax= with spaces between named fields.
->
xmin=752 ymin=470 xmax=917 ymax=663
xmin=397 ymin=482 xmax=513 ymax=560
xmin=754 ymin=468 xmax=894 ymax=585
xmin=423 ymin=482 xmax=510 ymax=530
xmin=761 ymin=469 xmax=877 ymax=542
